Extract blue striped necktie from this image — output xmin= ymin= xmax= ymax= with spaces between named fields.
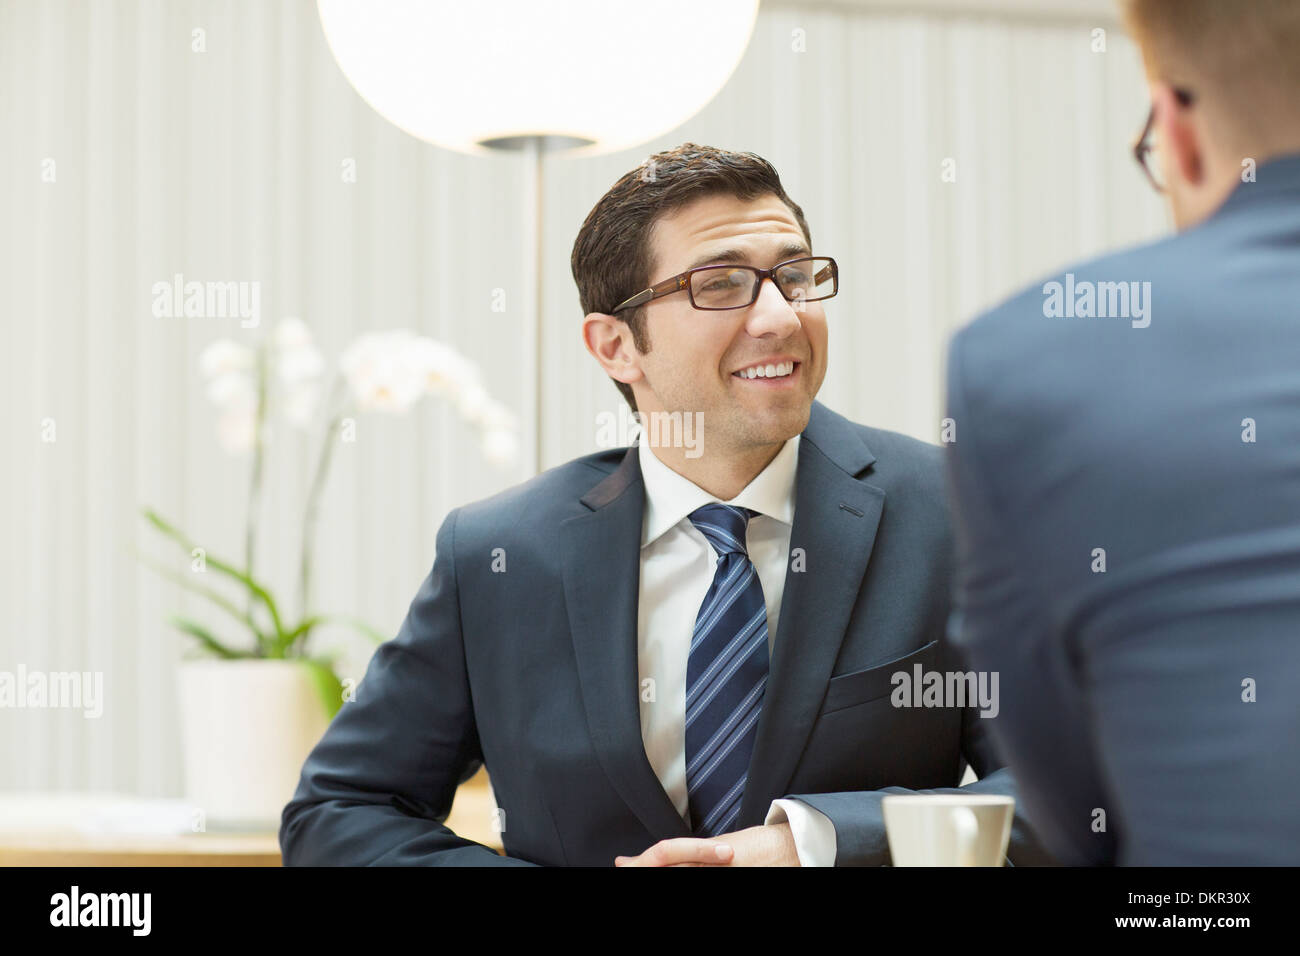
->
xmin=684 ymin=503 xmax=769 ymax=837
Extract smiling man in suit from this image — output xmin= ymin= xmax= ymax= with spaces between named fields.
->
xmin=280 ymin=142 xmax=1048 ymax=866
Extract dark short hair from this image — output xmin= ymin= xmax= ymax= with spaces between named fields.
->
xmin=570 ymin=143 xmax=812 ymax=413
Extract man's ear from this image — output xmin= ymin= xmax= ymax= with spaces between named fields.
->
xmin=582 ymin=312 xmax=644 ymax=386
xmin=1153 ymin=82 xmax=1204 ymax=187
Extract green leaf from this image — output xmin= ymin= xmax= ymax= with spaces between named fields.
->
xmin=131 ymin=547 xmax=272 ymax=651
xmin=141 ymin=508 xmax=288 ymax=649
xmin=300 ymin=657 xmax=346 ymax=720
xmin=273 ymin=616 xmax=325 ymax=658
xmin=203 ymin=558 xmax=287 ymax=647
xmin=167 ymin=615 xmax=245 ymax=659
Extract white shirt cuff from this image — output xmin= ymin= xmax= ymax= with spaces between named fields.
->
xmin=766 ymin=798 xmax=837 ymax=866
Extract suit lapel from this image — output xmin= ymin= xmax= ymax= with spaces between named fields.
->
xmin=736 ymin=402 xmax=883 ymax=827
xmin=560 ymin=447 xmax=692 ymax=840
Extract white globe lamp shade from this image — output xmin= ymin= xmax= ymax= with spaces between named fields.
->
xmin=317 ymin=0 xmax=760 ymax=156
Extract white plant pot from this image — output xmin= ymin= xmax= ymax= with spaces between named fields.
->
xmin=178 ymin=659 xmax=331 ymax=831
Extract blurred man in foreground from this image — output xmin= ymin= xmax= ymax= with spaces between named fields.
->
xmin=945 ymin=0 xmax=1300 ymax=864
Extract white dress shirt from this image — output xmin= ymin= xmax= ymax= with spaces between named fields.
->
xmin=635 ymin=434 xmax=837 ymax=866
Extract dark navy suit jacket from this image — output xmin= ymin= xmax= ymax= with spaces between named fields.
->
xmin=945 ymin=154 xmax=1300 ymax=864
xmin=281 ymin=400 xmax=1050 ymax=865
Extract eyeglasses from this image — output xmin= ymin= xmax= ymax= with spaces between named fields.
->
xmin=1133 ymin=87 xmax=1195 ymax=192
xmin=612 ymin=256 xmax=839 ymax=313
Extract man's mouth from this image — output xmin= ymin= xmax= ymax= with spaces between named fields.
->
xmin=731 ymin=360 xmax=800 ymax=383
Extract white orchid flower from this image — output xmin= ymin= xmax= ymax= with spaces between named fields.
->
xmin=475 ymin=397 xmax=517 ymax=432
xmin=339 ymin=330 xmax=427 ymax=413
xmin=199 ymin=340 xmax=255 ymax=381
xmin=276 ymin=343 xmax=326 ymax=385
xmin=216 ymin=406 xmax=259 ymax=453
xmin=407 ymin=337 xmax=481 ymax=397
xmin=335 ymin=329 xmax=518 ymax=465
xmin=273 ymin=316 xmax=312 ymax=350
xmin=282 ymin=382 xmax=322 ymax=427
xmin=453 ymin=382 xmax=491 ymax=423
xmin=205 ymin=369 xmax=257 ymax=410
xmin=481 ymin=428 xmax=518 ymax=466
xmin=263 ymin=318 xmax=326 ymax=429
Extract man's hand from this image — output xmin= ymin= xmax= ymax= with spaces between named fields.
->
xmin=613 ymin=823 xmax=800 ymax=867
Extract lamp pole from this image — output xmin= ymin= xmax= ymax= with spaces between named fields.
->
xmin=480 ymin=134 xmax=592 ymax=476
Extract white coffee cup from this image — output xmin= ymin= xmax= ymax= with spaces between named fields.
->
xmin=881 ymin=794 xmax=1015 ymax=866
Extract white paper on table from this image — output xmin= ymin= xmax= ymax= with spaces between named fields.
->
xmin=0 ymin=792 xmax=198 ymax=836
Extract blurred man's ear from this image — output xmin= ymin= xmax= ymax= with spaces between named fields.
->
xmin=1152 ymin=82 xmax=1203 ymax=189
xmin=1151 ymin=81 xmax=1242 ymax=230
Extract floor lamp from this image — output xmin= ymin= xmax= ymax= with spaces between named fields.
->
xmin=317 ymin=0 xmax=759 ymax=475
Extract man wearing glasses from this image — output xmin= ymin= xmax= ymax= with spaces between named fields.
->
xmin=945 ymin=0 xmax=1300 ymax=864
xmin=282 ymin=142 xmax=1049 ymax=866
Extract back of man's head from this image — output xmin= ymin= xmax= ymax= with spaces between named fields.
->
xmin=1120 ymin=0 xmax=1300 ymax=160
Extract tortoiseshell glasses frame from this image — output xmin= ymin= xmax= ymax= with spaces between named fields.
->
xmin=612 ymin=256 xmax=839 ymax=313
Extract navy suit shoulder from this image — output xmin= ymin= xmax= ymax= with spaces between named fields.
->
xmin=454 ymin=448 xmax=623 ymax=531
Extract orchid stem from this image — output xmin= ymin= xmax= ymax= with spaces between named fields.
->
xmin=298 ymin=375 xmax=348 ymax=649
xmin=245 ymin=343 xmax=269 ymax=648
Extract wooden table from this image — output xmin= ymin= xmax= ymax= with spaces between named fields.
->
xmin=0 ymin=767 xmax=503 ymax=866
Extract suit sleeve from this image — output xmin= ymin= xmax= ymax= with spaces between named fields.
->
xmin=939 ymin=324 xmax=1113 ymax=865
xmin=279 ymin=508 xmax=539 ymax=866
xmin=781 ymin=712 xmax=1057 ymax=866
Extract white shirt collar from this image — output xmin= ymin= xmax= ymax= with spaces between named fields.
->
xmin=638 ymin=432 xmax=800 ymax=549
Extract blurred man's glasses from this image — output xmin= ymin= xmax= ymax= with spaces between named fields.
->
xmin=612 ymin=256 xmax=838 ymax=313
xmin=1133 ymin=87 xmax=1195 ymax=192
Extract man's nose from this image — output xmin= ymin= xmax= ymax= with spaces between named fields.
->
xmin=744 ymin=277 xmax=804 ymax=338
